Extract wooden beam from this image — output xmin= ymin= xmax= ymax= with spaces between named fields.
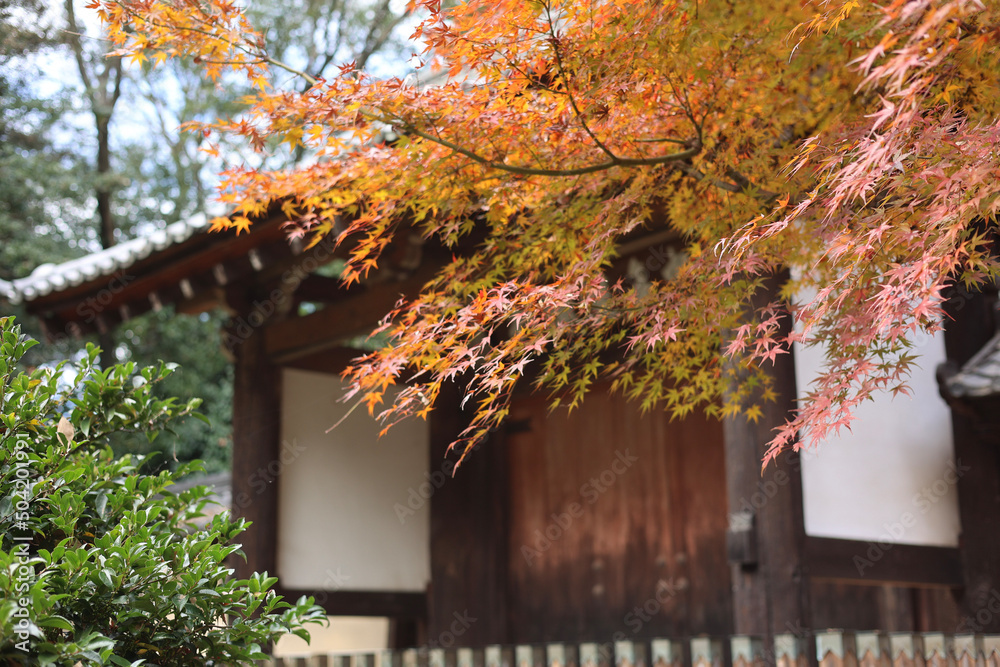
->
xmin=804 ymin=537 xmax=962 ymax=588
xmin=427 ymin=382 xmax=510 ymax=646
xmin=281 ymin=347 xmax=367 ymax=375
xmin=176 ymin=286 xmax=224 ymax=315
xmin=264 ymin=266 xmax=436 ymax=363
xmin=294 ymin=274 xmax=355 ymax=303
xmin=614 ymin=225 xmax=680 ymax=258
xmin=942 ymin=284 xmax=1000 ymax=631
xmin=229 ymin=287 xmax=282 ymax=583
xmin=26 ymin=214 xmax=290 ymax=328
xmin=722 ymin=272 xmax=811 ymax=646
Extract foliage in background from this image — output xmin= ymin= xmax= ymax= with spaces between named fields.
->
xmin=0 ymin=317 xmax=325 ymax=665
xmin=0 ymin=0 xmax=97 ymax=385
xmin=109 ymin=308 xmax=233 ymax=475
xmin=0 ymin=0 xmax=93 ymax=281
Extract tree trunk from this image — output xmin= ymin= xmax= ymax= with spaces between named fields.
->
xmin=95 ymin=113 xmax=116 ymax=370
xmin=96 ymin=114 xmax=115 ymax=250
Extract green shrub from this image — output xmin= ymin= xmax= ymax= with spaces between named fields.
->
xmin=0 ymin=317 xmax=325 ymax=665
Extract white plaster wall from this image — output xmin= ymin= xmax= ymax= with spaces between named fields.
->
xmin=278 ymin=368 xmax=431 ymax=590
xmin=795 ymin=328 xmax=962 ymax=547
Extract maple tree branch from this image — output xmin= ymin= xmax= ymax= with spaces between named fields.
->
xmin=664 ymin=73 xmax=705 ymax=144
xmin=112 ymin=1 xmax=320 ymax=88
xmin=118 ymin=6 xmax=254 ymax=56
xmin=675 ymin=162 xmax=778 ymax=202
xmin=116 ymin=1 xmax=697 ymax=180
xmin=636 ymin=137 xmax=690 ymax=144
xmin=396 ymin=121 xmax=701 ymax=177
xmin=268 ymin=57 xmax=319 ymax=87
xmin=183 ymin=56 xmax=269 ymax=66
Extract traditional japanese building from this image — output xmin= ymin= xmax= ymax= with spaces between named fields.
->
xmin=3 ymin=208 xmax=999 ymax=658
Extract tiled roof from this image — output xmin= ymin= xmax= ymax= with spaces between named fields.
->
xmin=2 ymin=215 xmax=209 ymax=306
xmin=945 ymin=331 xmax=1000 ymax=398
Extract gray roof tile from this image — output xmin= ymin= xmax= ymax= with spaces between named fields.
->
xmin=2 ymin=215 xmax=208 ymax=305
xmin=945 ymin=331 xmax=1000 ymax=398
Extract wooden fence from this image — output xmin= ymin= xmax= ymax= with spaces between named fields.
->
xmin=257 ymin=632 xmax=1000 ymax=667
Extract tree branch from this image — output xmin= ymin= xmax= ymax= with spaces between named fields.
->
xmin=675 ymin=162 xmax=778 ymax=202
xmin=396 ymin=120 xmax=701 ymax=177
xmin=64 ymin=0 xmax=95 ymax=105
xmin=110 ymin=56 xmax=123 ymax=107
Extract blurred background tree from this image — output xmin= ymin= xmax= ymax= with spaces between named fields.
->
xmin=0 ymin=0 xmax=412 ymax=474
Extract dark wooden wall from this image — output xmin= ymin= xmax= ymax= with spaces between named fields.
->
xmin=503 ymin=385 xmax=732 ymax=643
xmin=425 ymin=370 xmax=969 ymax=647
xmin=809 ymin=582 xmax=962 ymax=631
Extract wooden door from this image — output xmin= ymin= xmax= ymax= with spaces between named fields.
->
xmin=505 ymin=384 xmax=732 ymax=643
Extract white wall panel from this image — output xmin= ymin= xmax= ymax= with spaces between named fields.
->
xmin=795 ymin=328 xmax=961 ymax=547
xmin=278 ymin=368 xmax=430 ymax=590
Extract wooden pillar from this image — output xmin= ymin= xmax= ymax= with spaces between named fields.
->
xmin=942 ymin=285 xmax=1000 ymax=632
xmin=227 ymin=290 xmax=282 ymax=582
xmin=428 ymin=382 xmax=510 ymax=646
xmin=723 ymin=273 xmax=811 ymax=647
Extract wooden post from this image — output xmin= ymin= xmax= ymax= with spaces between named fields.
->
xmin=941 ymin=286 xmax=1000 ymax=633
xmin=228 ymin=287 xmax=282 ymax=582
xmin=723 ymin=272 xmax=811 ymax=651
xmin=427 ymin=382 xmax=510 ymax=646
